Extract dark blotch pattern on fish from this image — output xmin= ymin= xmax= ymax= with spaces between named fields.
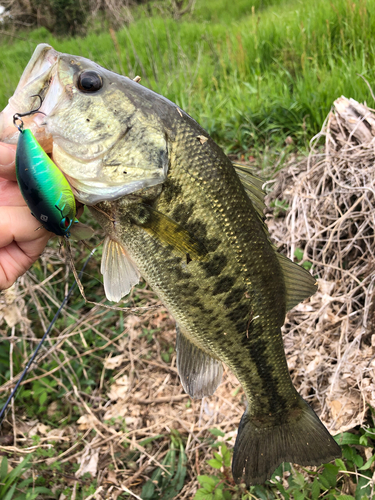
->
xmin=163 ymin=178 xmax=182 ymax=204
xmin=241 ymin=333 xmax=288 ymax=417
xmin=171 ymin=202 xmax=194 ymax=225
xmin=212 ymin=275 xmax=236 ymax=295
xmin=184 ymin=219 xmax=207 ymax=242
xmin=205 ymin=238 xmax=221 ymax=253
xmin=200 ymin=253 xmax=227 ymax=278
xmin=157 ymin=148 xmax=167 ymax=169
xmin=226 ymin=304 xmax=249 ymax=334
xmin=224 ymin=286 xmax=247 ymax=308
xmin=94 ymin=121 xmax=104 ymax=130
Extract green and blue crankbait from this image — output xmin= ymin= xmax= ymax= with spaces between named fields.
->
xmin=13 ymin=97 xmax=78 ymax=237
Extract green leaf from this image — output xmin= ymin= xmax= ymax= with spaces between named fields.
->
xmin=335 ymin=459 xmax=347 ymax=471
xmin=293 ymin=471 xmax=306 ymax=488
xmin=0 ymin=456 xmax=8 ymax=481
xmin=140 ymin=480 xmax=155 ymax=499
xmin=302 ymin=261 xmax=313 ymax=270
xmin=355 ymin=471 xmax=372 ymax=500
xmin=8 ymin=455 xmax=32 ymax=483
xmin=209 ymin=428 xmax=225 ymax=437
xmin=271 ymin=464 xmax=284 ymax=479
xmin=353 ymin=454 xmax=363 ymax=468
xmin=271 ymin=480 xmax=289 ymax=499
xmin=197 ymin=475 xmax=219 ymax=489
xmin=336 ymin=496 xmax=355 ymax=500
xmin=359 ymin=453 xmax=375 ymax=471
xmin=359 ymin=435 xmax=368 ymax=446
xmin=311 ymin=478 xmax=321 ymax=500
xmin=213 ymin=452 xmax=223 ymax=463
xmin=160 ymin=444 xmax=187 ymax=499
xmin=213 ymin=488 xmax=224 ymax=500
xmin=294 ymin=248 xmax=304 ymax=261
xmin=139 ymin=435 xmax=164 ymax=447
xmin=194 ymin=490 xmax=213 ymax=500
xmin=222 ymin=448 xmax=231 ymax=468
xmin=319 ymin=464 xmax=339 ymax=489
xmin=293 ymin=491 xmax=305 ymax=500
xmin=4 ymin=483 xmax=17 ymax=500
xmin=334 ymin=433 xmax=361 ymax=445
xmin=207 ymin=459 xmax=222 ymax=469
xmin=342 ymin=445 xmax=360 ymax=465
xmin=21 ymin=493 xmax=42 ymax=500
xmin=39 ymin=391 xmax=47 ymax=406
xmin=252 ymin=485 xmax=270 ymax=500
xmin=17 ymin=478 xmax=33 ymax=489
xmin=27 ymin=487 xmax=53 ymax=495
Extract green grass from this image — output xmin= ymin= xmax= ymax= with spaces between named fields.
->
xmin=0 ymin=0 xmax=374 ymax=156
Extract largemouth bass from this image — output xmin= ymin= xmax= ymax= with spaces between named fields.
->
xmin=0 ymin=44 xmax=341 ymax=485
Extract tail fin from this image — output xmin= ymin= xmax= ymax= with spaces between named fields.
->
xmin=232 ymin=397 xmax=341 ymax=486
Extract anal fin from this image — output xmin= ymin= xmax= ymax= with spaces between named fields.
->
xmin=101 ymin=236 xmax=140 ymax=302
xmin=176 ymin=325 xmax=223 ymax=399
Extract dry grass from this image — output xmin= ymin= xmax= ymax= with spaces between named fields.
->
xmin=269 ymin=95 xmax=375 ymax=434
xmin=0 ymin=245 xmax=244 ymax=498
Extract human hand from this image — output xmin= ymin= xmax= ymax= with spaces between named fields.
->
xmin=0 ymin=143 xmax=52 ymax=290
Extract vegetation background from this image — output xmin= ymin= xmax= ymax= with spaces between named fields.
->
xmin=0 ymin=0 xmax=375 ymax=499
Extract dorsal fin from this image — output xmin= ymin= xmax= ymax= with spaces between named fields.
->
xmin=232 ymin=162 xmax=266 ymax=218
xmin=276 ymin=252 xmax=318 ymax=311
xmin=233 ymin=162 xmax=317 ymax=309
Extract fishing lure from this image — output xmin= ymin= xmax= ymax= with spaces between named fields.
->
xmin=13 ymin=97 xmax=78 ymax=237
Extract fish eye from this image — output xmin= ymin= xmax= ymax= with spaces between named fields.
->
xmin=77 ymin=71 xmax=103 ymax=93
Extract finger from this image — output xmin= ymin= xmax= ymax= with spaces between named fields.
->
xmin=0 ymin=143 xmax=16 ymax=181
xmin=0 ymin=205 xmax=52 ymax=248
xmin=0 ymin=179 xmax=25 ymax=206
xmin=0 ymin=206 xmax=52 ymax=291
xmin=0 ymin=241 xmax=36 ymax=290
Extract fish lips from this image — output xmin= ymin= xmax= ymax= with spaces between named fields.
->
xmin=0 ymin=44 xmax=60 ymax=151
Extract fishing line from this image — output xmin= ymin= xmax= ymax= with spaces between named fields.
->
xmin=64 ymin=237 xmax=159 ymax=313
xmin=0 ymin=248 xmax=96 ymax=427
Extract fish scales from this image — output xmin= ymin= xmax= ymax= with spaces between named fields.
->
xmin=0 ymin=43 xmax=342 ymax=486
xmin=93 ymin=115 xmax=307 ymax=420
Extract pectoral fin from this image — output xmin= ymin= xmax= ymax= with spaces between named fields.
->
xmin=101 ymin=236 xmax=140 ymax=302
xmin=176 ymin=325 xmax=223 ymax=399
xmin=131 ymin=204 xmax=207 ymax=261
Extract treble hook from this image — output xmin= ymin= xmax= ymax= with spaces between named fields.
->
xmin=13 ymin=94 xmax=46 ymax=133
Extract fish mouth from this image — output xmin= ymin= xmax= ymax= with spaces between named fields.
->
xmin=0 ymin=44 xmax=61 ymax=152
xmin=0 ymin=44 xmax=169 ymax=206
